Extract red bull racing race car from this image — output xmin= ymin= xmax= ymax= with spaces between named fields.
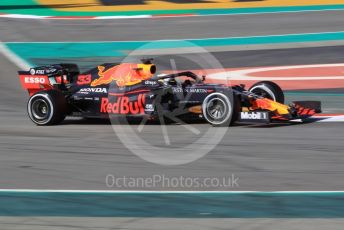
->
xmin=18 ymin=59 xmax=321 ymax=126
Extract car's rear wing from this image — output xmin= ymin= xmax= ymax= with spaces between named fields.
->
xmin=18 ymin=71 xmax=53 ymax=96
xmin=18 ymin=64 xmax=80 ymax=96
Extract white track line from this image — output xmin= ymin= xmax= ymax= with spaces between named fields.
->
xmin=210 ymin=75 xmax=344 ymax=81
xmin=208 ymin=63 xmax=344 ymax=81
xmin=0 ymin=14 xmax=48 ymax=19
xmin=95 ymin=15 xmax=151 ymax=19
xmin=312 ymin=115 xmax=344 ymax=122
xmin=0 ymin=41 xmax=30 ymax=70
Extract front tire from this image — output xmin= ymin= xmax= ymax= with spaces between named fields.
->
xmin=249 ymin=81 xmax=284 ymax=103
xmin=202 ymin=92 xmax=233 ymax=127
xmin=27 ymin=90 xmax=67 ymax=126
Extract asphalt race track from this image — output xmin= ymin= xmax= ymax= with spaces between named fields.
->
xmin=1 ymin=8 xmax=344 ymax=229
xmin=1 ymin=10 xmax=343 ymax=191
xmin=2 ymin=10 xmax=344 ymax=42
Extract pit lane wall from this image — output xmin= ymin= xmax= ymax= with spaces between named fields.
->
xmin=1 ymin=0 xmax=344 ymax=17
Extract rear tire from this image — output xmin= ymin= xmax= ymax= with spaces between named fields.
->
xmin=202 ymin=92 xmax=233 ymax=127
xmin=27 ymin=90 xmax=67 ymax=126
xmin=249 ymin=81 xmax=284 ymax=103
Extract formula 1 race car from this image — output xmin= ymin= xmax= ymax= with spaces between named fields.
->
xmin=18 ymin=59 xmax=321 ymax=126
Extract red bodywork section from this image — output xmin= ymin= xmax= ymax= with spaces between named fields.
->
xmin=19 ymin=75 xmax=52 ymax=96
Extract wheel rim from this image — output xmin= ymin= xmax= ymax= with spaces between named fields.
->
xmin=31 ymin=99 xmax=50 ymax=121
xmin=206 ymin=97 xmax=227 ymax=121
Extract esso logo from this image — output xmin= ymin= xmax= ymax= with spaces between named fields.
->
xmin=24 ymin=77 xmax=46 ymax=84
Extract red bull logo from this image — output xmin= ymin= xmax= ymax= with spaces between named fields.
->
xmin=100 ymin=94 xmax=146 ymax=115
xmin=91 ymin=63 xmax=156 ymax=87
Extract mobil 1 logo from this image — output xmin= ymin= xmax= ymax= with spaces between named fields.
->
xmin=239 ymin=111 xmax=270 ymax=123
